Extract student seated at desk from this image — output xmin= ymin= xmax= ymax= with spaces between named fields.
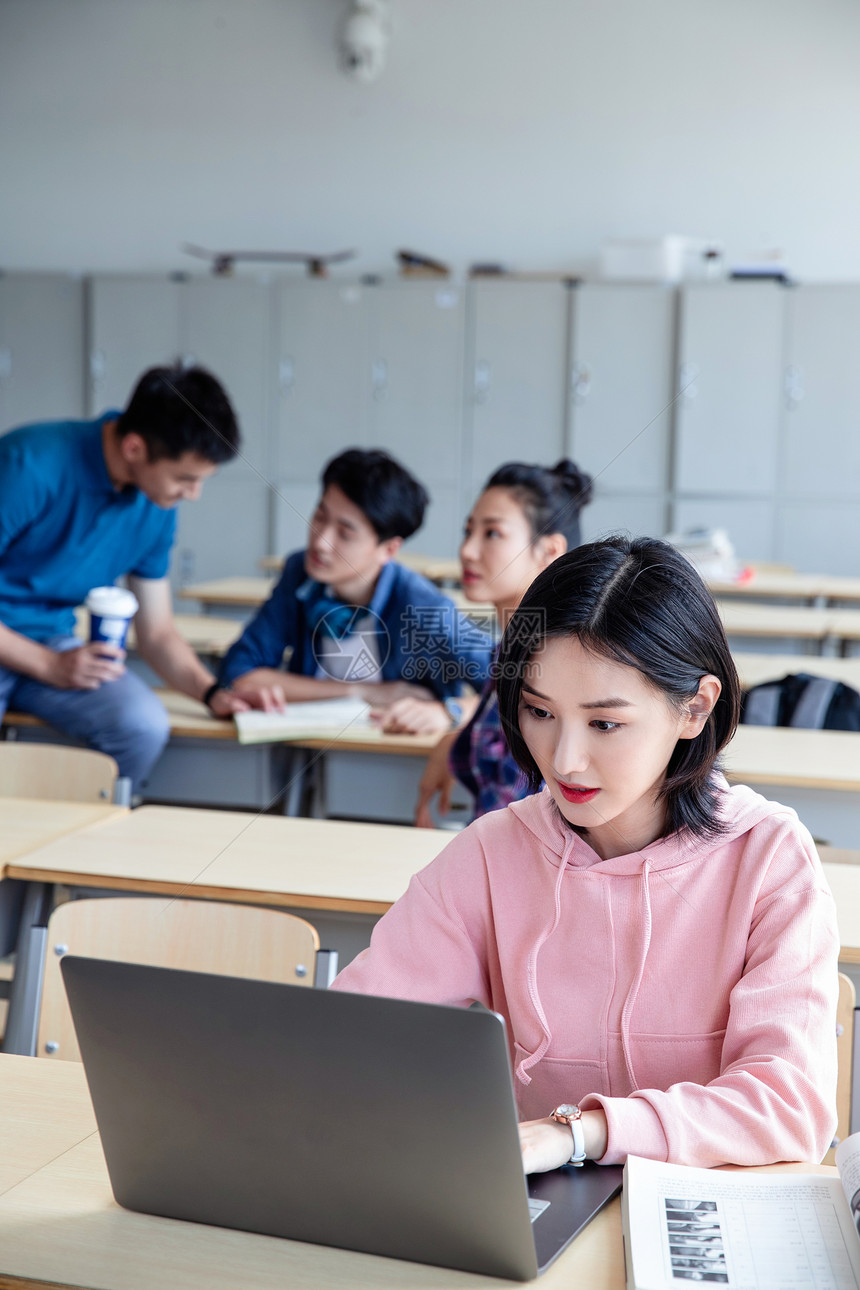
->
xmin=416 ymin=458 xmax=593 ymax=825
xmin=215 ymin=449 xmax=493 ymax=734
xmin=336 ymin=537 xmax=839 ymax=1172
xmin=0 ymin=365 xmax=250 ymax=791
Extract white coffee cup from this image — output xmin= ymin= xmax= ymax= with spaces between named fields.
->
xmin=85 ymin=586 xmax=139 ymax=651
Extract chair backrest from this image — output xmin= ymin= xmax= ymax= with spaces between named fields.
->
xmin=0 ymin=742 xmax=118 ymax=803
xmin=37 ymin=897 xmax=322 ymax=1061
xmin=826 ymin=970 xmax=856 ymax=1165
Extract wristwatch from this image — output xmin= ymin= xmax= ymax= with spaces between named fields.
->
xmin=551 ymin=1104 xmax=587 ymax=1167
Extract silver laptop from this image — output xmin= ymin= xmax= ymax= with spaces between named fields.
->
xmin=61 ymin=956 xmax=622 ymax=1282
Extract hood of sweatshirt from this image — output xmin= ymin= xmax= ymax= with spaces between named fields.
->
xmin=503 ymin=779 xmax=799 ymax=1090
xmin=506 ymin=777 xmax=787 ymax=875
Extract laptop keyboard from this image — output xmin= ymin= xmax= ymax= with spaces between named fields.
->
xmin=528 ymin=1197 xmax=550 ymax=1223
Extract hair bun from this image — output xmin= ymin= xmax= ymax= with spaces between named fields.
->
xmin=551 ymin=459 xmax=594 ymax=507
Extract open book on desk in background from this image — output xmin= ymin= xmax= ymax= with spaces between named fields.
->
xmin=623 ymin=1133 xmax=860 ymax=1289
xmin=233 ymin=697 xmax=371 ymax=744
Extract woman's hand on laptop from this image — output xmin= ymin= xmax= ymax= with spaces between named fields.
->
xmin=518 ymin=1110 xmax=608 ymax=1173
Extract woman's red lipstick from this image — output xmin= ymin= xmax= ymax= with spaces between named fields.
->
xmin=558 ymin=783 xmax=599 ymax=804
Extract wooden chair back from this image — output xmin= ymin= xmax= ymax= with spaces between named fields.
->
xmin=825 ymin=970 xmax=856 ymax=1165
xmin=37 ymin=897 xmax=321 ymax=1061
xmin=0 ymin=743 xmax=118 ymax=803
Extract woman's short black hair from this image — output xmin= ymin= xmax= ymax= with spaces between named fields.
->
xmin=496 ymin=535 xmax=741 ymax=841
xmin=484 ymin=458 xmax=593 ymax=549
xmin=322 ymin=448 xmax=428 ymax=541
xmin=116 ymin=364 xmax=240 ymax=464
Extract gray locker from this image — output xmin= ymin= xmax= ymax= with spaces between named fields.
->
xmin=567 ymin=284 xmax=675 ymax=495
xmin=671 ymin=496 xmax=775 ymax=564
xmin=273 ymin=281 xmax=369 ymax=483
xmin=673 ymin=283 xmax=786 ymax=496
xmin=775 ymin=501 xmax=860 ymax=576
xmin=582 ymin=493 xmax=670 ymax=544
xmin=180 ymin=277 xmax=271 ymax=478
xmin=173 ymin=474 xmax=274 ymax=586
xmin=780 ymin=286 xmax=860 ymax=501
xmin=367 ymin=282 xmax=466 ymax=555
xmin=465 ymin=280 xmax=570 ymax=492
xmin=0 ymin=273 xmax=84 ymax=433
xmin=87 ymin=276 xmax=182 ymax=414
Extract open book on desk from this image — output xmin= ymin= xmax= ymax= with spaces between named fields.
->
xmin=622 ymin=1133 xmax=860 ymax=1289
xmin=233 ymin=697 xmax=371 ymax=744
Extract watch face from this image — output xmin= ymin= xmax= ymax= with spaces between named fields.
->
xmin=554 ymin=1104 xmax=581 ymax=1120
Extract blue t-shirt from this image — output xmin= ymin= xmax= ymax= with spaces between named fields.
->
xmin=0 ymin=413 xmax=177 ymax=642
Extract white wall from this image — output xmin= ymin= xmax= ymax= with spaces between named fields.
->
xmin=2 ymin=0 xmax=860 ymax=280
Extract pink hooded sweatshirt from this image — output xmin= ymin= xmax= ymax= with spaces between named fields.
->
xmin=333 ymin=782 xmax=838 ymax=1168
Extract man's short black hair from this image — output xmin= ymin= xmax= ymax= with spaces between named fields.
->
xmin=116 ymin=364 xmax=240 ymax=464
xmin=321 ymin=448 xmax=428 ymax=541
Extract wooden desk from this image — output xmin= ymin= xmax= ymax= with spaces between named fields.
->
xmin=0 ymin=1053 xmax=614 ymax=1290
xmin=71 ymin=607 xmax=243 ymax=657
xmin=717 ymin=601 xmax=835 ymax=648
xmin=178 ymin=576 xmax=275 ymax=610
xmin=0 ymin=799 xmax=125 ymax=868
xmin=2 ymin=805 xmax=453 ymax=1056
xmin=260 ymin=552 xmax=464 ymax=586
xmin=0 ymin=1054 xmax=832 ymax=1290
xmin=5 ymin=805 xmax=450 ymax=917
xmin=724 ymin=724 xmax=860 ymax=852
xmin=734 ymin=651 xmax=860 ymax=691
xmin=709 ymin=569 xmax=860 ymax=605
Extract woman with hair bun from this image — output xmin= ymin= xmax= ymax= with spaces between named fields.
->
xmin=416 ymin=459 xmax=593 ymax=826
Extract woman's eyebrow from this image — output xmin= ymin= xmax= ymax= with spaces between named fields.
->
xmin=522 ymin=682 xmax=634 ymax=710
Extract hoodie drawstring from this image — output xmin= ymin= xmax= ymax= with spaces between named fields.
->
xmin=515 ymin=852 xmax=568 ymax=1086
xmin=619 ymin=859 xmax=653 ymax=1093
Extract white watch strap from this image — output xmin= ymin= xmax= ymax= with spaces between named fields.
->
xmin=568 ymin=1116 xmax=586 ymax=1166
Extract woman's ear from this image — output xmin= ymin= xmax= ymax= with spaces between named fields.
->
xmin=678 ymin=675 xmax=722 ymax=740
xmin=536 ymin=532 xmax=567 ymax=569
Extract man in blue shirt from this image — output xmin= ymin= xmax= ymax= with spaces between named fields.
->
xmin=216 ymin=449 xmax=492 ymax=734
xmin=0 ymin=364 xmax=250 ymax=788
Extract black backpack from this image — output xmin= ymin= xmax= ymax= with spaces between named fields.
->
xmin=740 ymin=673 xmax=860 ymax=732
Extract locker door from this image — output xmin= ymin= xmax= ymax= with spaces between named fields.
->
xmin=673 ymin=283 xmax=785 ymax=496
xmin=273 ymin=281 xmax=369 ymax=483
xmin=0 ymin=274 xmax=84 ymax=433
xmin=87 ymin=276 xmax=181 ymax=415
xmin=568 ymin=284 xmax=675 ymax=495
xmin=780 ymin=286 xmax=860 ymax=500
xmin=465 ymin=281 xmax=570 ymax=495
xmin=180 ymin=277 xmax=271 ymax=479
xmin=368 ymin=282 xmax=465 ymax=556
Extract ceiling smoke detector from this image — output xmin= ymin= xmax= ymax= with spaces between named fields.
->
xmin=339 ymin=0 xmax=390 ymax=83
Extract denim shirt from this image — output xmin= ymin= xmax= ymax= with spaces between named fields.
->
xmin=220 ymin=550 xmax=493 ymax=702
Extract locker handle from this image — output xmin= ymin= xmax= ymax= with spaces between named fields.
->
xmin=371 ymin=358 xmax=388 ymax=402
xmin=279 ymin=357 xmax=295 ymax=394
xmin=474 ymin=360 xmax=491 ymax=404
xmin=784 ymin=364 xmax=804 ymax=409
xmin=89 ymin=349 xmax=105 ymax=383
xmin=570 ymin=361 xmax=592 ymax=404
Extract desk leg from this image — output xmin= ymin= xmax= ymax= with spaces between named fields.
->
xmin=2 ymin=881 xmax=55 ymax=1056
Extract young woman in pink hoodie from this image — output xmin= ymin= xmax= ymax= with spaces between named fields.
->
xmin=333 ymin=536 xmax=839 ymax=1172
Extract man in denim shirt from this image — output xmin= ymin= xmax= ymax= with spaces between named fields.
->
xmin=216 ymin=449 xmax=492 ymax=735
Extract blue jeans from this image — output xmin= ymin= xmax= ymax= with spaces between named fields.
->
xmin=0 ymin=637 xmax=170 ymax=791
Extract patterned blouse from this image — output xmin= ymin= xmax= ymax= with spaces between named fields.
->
xmin=448 ymin=676 xmax=532 ymax=819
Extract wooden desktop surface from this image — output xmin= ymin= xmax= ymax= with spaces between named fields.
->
xmin=733 ymin=651 xmax=860 ymax=690
xmin=0 ymin=1055 xmax=834 ymax=1290
xmin=260 ymin=552 xmax=464 ymax=585
xmin=723 ymin=724 xmax=860 ymax=791
xmin=0 ymin=799 xmax=126 ymax=867
xmin=178 ymin=576 xmax=497 ymax=620
xmin=708 ymin=570 xmax=860 ymax=603
xmin=4 ymin=805 xmax=452 ymax=916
